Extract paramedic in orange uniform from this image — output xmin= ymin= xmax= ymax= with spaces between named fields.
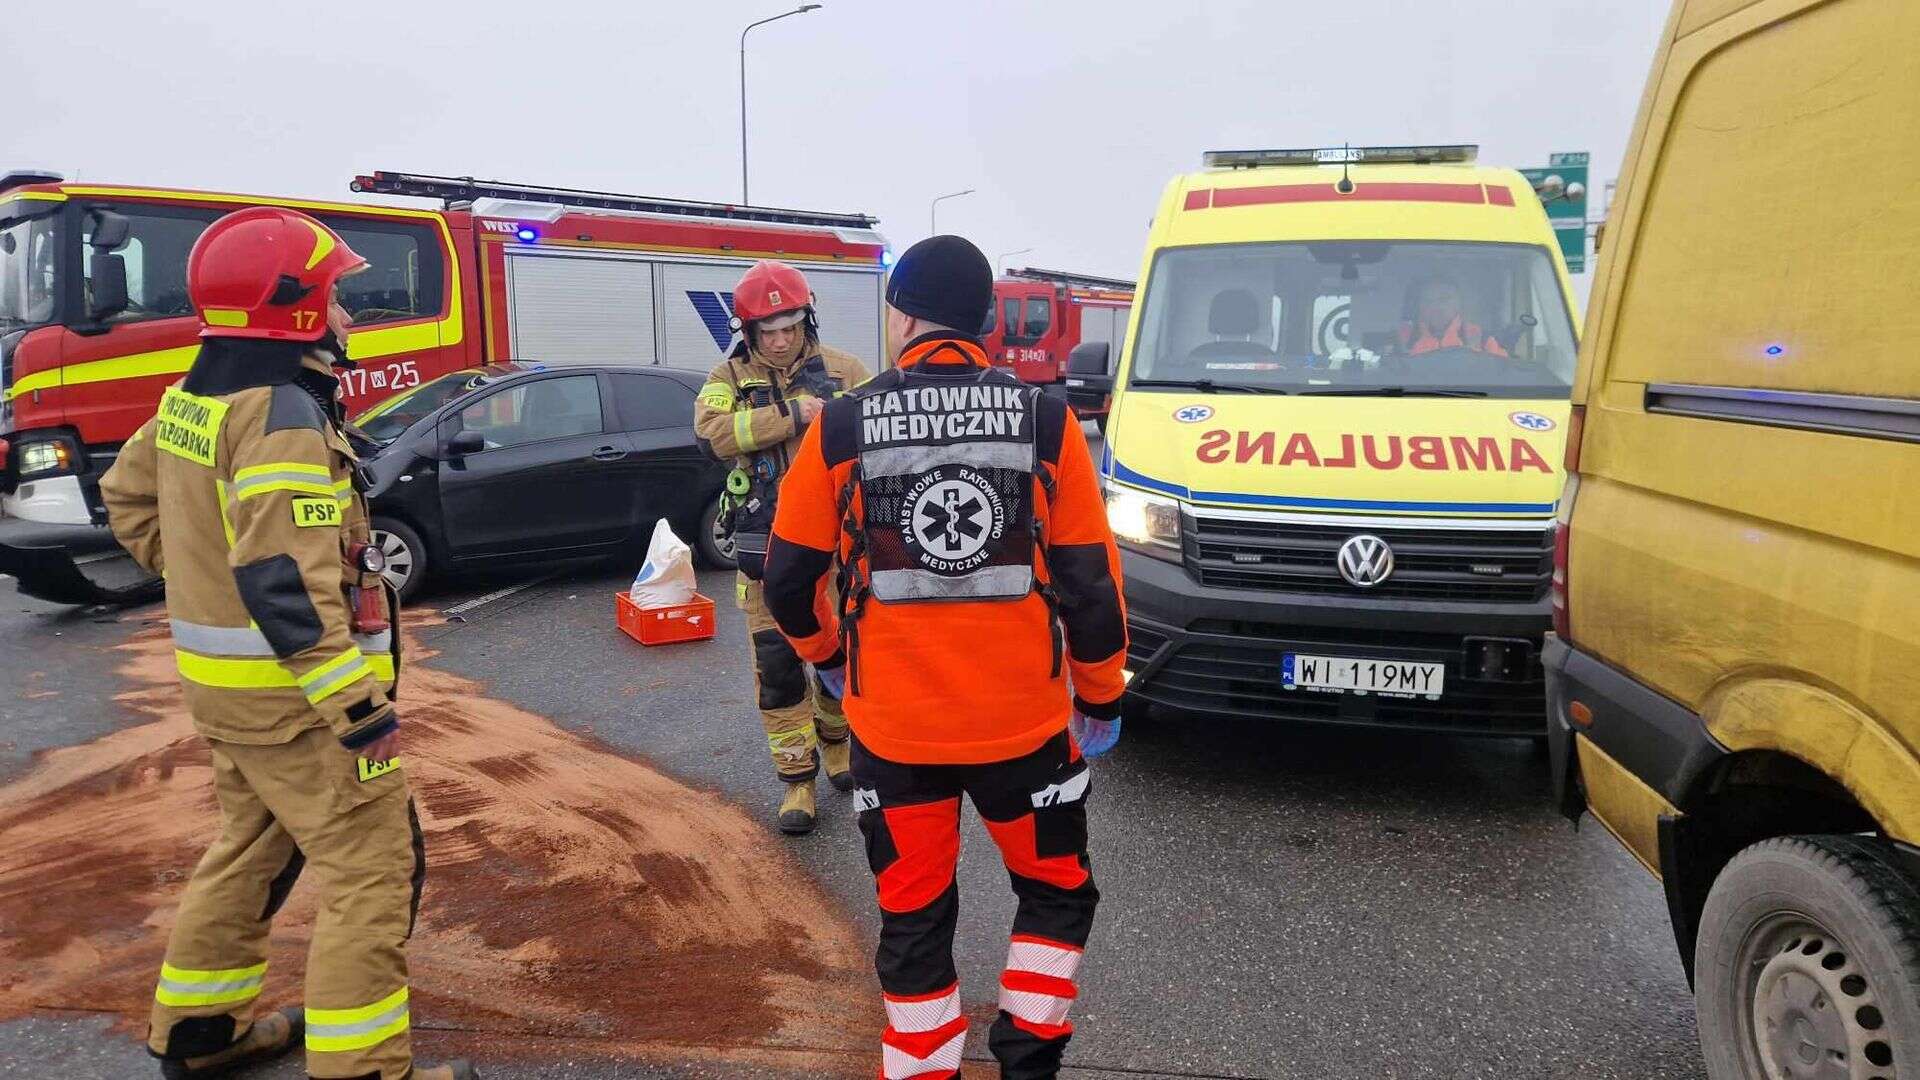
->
xmin=762 ymin=234 xmax=1128 ymax=1080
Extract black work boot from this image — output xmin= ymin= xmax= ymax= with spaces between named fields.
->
xmin=158 ymin=1007 xmax=302 ymax=1078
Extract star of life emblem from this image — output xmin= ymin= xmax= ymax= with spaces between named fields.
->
xmin=899 ymin=466 xmax=1007 ymax=574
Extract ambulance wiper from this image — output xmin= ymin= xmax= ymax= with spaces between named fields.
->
xmin=1297 ymin=386 xmax=1487 ymax=398
xmin=1131 ymin=379 xmax=1287 ymax=395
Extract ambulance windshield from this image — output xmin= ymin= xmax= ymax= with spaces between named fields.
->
xmin=0 ymin=209 xmax=62 ymax=331
xmin=1129 ymin=241 xmax=1577 ymax=399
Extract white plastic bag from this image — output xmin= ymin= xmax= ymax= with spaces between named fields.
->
xmin=629 ymin=519 xmax=697 ymax=608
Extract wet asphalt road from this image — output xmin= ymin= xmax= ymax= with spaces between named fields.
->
xmin=0 ymin=468 xmax=1709 ymax=1078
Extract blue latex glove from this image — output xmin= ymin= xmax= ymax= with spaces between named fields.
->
xmin=1070 ymin=710 xmax=1121 ymax=759
xmin=814 ymin=663 xmax=847 ymax=701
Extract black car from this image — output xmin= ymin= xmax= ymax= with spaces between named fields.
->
xmin=351 ymin=363 xmax=732 ymax=600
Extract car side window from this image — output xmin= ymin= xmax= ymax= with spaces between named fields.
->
xmin=457 ymin=375 xmax=604 ymax=450
xmin=611 ymin=373 xmax=696 ymax=431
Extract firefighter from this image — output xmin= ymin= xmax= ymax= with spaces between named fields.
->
xmin=762 ymin=235 xmax=1128 ymax=1080
xmin=692 ymin=260 xmax=870 ymax=835
xmin=101 ymin=207 xmax=475 ymax=1080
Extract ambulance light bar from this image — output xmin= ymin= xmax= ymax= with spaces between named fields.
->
xmin=1203 ymin=145 xmax=1478 ymax=169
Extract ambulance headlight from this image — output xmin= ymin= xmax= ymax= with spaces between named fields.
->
xmin=1105 ymin=486 xmax=1181 ymax=551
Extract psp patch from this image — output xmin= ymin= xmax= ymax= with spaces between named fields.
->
xmin=291 ymin=497 xmax=342 ymax=528
xmin=899 ymin=465 xmax=1008 ymax=575
xmin=356 ymin=756 xmax=401 ymax=783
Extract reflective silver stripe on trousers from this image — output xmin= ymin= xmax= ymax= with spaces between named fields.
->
xmin=870 ymin=565 xmax=1035 ymax=602
xmin=155 ymin=972 xmax=266 ymax=997
xmin=862 ymin=440 xmax=1035 ymax=478
xmin=305 ymin=998 xmax=410 ymax=1041
xmin=171 ymin=620 xmax=393 ymax=658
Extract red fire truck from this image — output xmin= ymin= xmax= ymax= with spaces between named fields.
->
xmin=980 ymin=267 xmax=1134 ymax=417
xmin=0 ymin=169 xmax=887 ymax=602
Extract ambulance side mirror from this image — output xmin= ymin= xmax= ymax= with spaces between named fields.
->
xmin=1065 ymin=342 xmax=1112 ymax=391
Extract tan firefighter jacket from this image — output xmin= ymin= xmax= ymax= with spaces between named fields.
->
xmin=102 ymin=353 xmax=397 ymax=747
xmin=693 ymin=341 xmax=870 ymax=472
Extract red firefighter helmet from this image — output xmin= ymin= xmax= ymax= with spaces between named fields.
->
xmin=186 ymin=207 xmax=367 ymax=342
xmin=729 ymin=260 xmax=813 ymax=333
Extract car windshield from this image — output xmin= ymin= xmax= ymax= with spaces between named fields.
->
xmin=0 ymin=206 xmax=63 ymax=332
xmin=352 ymin=369 xmax=499 ymax=443
xmin=1129 ymin=241 xmax=1578 ymax=399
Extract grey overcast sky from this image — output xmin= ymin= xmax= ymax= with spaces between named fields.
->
xmin=16 ymin=1 xmax=1670 ymax=291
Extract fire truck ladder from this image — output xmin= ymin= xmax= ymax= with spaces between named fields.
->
xmin=1004 ymin=267 xmax=1135 ymax=291
xmin=349 ymin=171 xmax=879 ymax=230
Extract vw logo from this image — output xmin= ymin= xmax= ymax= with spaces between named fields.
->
xmin=1173 ymin=404 xmax=1214 ymax=423
xmin=1336 ymin=534 xmax=1395 ymax=588
xmin=1509 ymin=411 xmax=1555 ymax=432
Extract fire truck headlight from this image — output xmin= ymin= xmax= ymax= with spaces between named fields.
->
xmin=1105 ymin=486 xmax=1181 ymax=551
xmin=17 ymin=439 xmax=73 ymax=477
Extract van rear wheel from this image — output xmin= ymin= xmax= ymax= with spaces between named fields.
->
xmin=1695 ymin=835 xmax=1920 ymax=1080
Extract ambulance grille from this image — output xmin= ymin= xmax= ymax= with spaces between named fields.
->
xmin=1183 ymin=514 xmax=1553 ymax=602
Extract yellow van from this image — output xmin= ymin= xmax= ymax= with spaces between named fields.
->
xmin=1545 ymin=1 xmax=1920 ymax=1073
xmin=1079 ymin=145 xmax=1578 ymax=737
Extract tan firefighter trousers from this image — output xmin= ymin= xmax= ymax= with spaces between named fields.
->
xmin=739 ymin=575 xmax=848 ymax=782
xmin=148 ymin=725 xmax=424 ymax=1079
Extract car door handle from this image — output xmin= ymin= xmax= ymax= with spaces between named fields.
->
xmin=591 ymin=445 xmax=628 ymax=462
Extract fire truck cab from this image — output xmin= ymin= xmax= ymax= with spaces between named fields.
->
xmin=980 ymin=267 xmax=1134 ymax=416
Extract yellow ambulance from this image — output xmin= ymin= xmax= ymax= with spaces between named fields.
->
xmin=1080 ymin=145 xmax=1578 ymax=737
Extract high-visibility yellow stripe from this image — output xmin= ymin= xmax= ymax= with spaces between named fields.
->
xmin=4 ymin=345 xmax=199 ymax=401
xmin=300 ymin=218 xmax=337 ymax=271
xmin=216 ymin=480 xmax=236 ymax=547
xmin=3 ymin=191 xmax=67 ymax=202
xmin=203 ymin=309 xmax=250 ymax=328
xmin=236 ymin=478 xmax=335 ymax=500
xmin=732 ymin=411 xmax=759 ymax=453
xmin=235 ymin=461 xmax=331 ymax=482
xmin=154 ymin=961 xmax=267 ymax=1008
xmin=299 ymin=647 xmax=370 ymax=704
xmin=176 ymin=647 xmax=392 ymax=693
xmin=305 ymin=987 xmax=409 ymax=1053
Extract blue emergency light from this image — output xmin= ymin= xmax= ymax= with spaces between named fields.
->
xmin=515 ymin=226 xmax=539 ymax=243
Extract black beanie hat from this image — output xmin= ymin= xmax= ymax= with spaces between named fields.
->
xmin=886 ymin=235 xmax=993 ymax=334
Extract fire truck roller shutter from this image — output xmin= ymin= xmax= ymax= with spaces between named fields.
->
xmin=656 ymin=261 xmax=883 ymax=371
xmin=505 ymin=251 xmax=659 ymax=367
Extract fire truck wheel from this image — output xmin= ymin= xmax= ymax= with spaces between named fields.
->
xmin=370 ymin=517 xmax=428 ymax=603
xmin=694 ymin=494 xmax=738 ymax=572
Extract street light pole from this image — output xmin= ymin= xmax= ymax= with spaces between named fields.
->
xmin=996 ymin=247 xmax=1033 ymax=275
xmin=740 ymin=5 xmax=822 ymax=205
xmin=929 ymin=188 xmax=975 ymax=235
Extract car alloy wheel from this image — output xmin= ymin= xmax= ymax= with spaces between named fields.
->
xmin=369 ymin=527 xmax=417 ymax=596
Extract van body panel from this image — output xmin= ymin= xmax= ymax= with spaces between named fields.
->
xmin=1549 ymin=0 xmax=1920 ymax=993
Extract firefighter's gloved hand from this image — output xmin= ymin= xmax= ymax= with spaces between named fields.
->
xmin=1070 ymin=710 xmax=1121 ymax=759
xmin=813 ymin=661 xmax=847 ymax=701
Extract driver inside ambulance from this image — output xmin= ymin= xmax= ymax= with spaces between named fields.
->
xmin=1395 ymin=277 xmax=1508 ymax=358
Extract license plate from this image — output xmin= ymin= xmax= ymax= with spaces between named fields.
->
xmin=1282 ymin=653 xmax=1444 ymax=699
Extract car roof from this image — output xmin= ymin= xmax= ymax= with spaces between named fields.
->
xmin=484 ymin=363 xmax=708 ymax=387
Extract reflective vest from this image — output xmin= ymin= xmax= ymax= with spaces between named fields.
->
xmin=834 ymin=367 xmax=1059 ymax=690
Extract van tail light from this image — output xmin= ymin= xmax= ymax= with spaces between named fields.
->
xmin=1551 ymin=517 xmax=1571 ymax=639
xmin=1563 ymin=404 xmax=1585 ymax=473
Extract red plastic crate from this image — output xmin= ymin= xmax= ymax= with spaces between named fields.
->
xmin=615 ymin=590 xmax=716 ymax=645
